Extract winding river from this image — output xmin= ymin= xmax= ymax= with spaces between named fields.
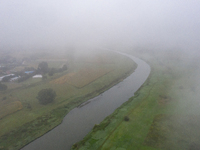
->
xmin=21 ymin=52 xmax=150 ymax=150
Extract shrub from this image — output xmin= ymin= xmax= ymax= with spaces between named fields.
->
xmin=124 ymin=116 xmax=130 ymax=121
xmin=2 ymin=75 xmax=14 ymax=82
xmin=37 ymin=88 xmax=56 ymax=105
xmin=38 ymin=61 xmax=48 ymax=74
xmin=62 ymin=64 xmax=68 ymax=71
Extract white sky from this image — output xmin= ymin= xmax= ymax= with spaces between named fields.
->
xmin=0 ymin=0 xmax=200 ymax=51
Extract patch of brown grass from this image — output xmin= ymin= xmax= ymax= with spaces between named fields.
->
xmin=50 ymin=73 xmax=75 ymax=84
xmin=0 ymin=101 xmax=23 ymax=119
xmin=51 ymin=67 xmax=113 ymax=88
xmin=68 ymin=67 xmax=113 ymax=88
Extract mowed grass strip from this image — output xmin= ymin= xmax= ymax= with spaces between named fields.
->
xmin=51 ymin=67 xmax=113 ymax=88
xmin=0 ymin=101 xmax=23 ymax=119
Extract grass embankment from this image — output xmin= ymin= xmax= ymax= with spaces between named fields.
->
xmin=71 ymin=50 xmax=200 ymax=150
xmin=0 ymin=50 xmax=137 ymax=150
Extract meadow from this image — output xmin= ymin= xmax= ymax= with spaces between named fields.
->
xmin=0 ymin=50 xmax=137 ymax=150
xmin=51 ymin=67 xmax=113 ymax=88
xmin=0 ymin=101 xmax=23 ymax=120
xmin=71 ymin=49 xmax=200 ymax=150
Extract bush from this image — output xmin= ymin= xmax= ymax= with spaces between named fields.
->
xmin=38 ymin=61 xmax=48 ymax=74
xmin=26 ymin=103 xmax=32 ymax=110
xmin=48 ymin=68 xmax=56 ymax=76
xmin=18 ymin=74 xmax=30 ymax=82
xmin=2 ymin=75 xmax=14 ymax=82
xmin=62 ymin=64 xmax=68 ymax=71
xmin=37 ymin=88 xmax=56 ymax=105
xmin=124 ymin=116 xmax=130 ymax=121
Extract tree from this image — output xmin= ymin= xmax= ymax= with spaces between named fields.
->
xmin=18 ymin=73 xmax=33 ymax=82
xmin=48 ymin=68 xmax=56 ymax=76
xmin=0 ymin=82 xmax=7 ymax=91
xmin=62 ymin=64 xmax=68 ymax=71
xmin=2 ymin=75 xmax=14 ymax=82
xmin=38 ymin=61 xmax=48 ymax=74
xmin=37 ymin=88 xmax=56 ymax=105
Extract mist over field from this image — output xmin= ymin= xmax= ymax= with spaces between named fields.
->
xmin=1 ymin=1 xmax=200 ymax=149
xmin=0 ymin=0 xmax=200 ymax=54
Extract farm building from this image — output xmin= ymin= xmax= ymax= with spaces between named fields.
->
xmin=32 ymin=75 xmax=42 ymax=78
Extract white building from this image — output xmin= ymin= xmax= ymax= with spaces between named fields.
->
xmin=32 ymin=75 xmax=42 ymax=78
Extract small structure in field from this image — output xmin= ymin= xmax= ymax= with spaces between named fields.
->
xmin=32 ymin=74 xmax=42 ymax=78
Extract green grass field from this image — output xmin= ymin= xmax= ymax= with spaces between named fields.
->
xmin=71 ymin=50 xmax=200 ymax=150
xmin=0 ymin=50 xmax=137 ymax=150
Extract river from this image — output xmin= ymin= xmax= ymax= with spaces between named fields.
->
xmin=21 ymin=52 xmax=150 ymax=150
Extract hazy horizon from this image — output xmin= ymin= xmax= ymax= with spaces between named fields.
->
xmin=1 ymin=0 xmax=200 ymax=53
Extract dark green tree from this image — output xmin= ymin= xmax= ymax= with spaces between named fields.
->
xmin=38 ymin=61 xmax=48 ymax=74
xmin=48 ymin=68 xmax=56 ymax=76
xmin=62 ymin=64 xmax=68 ymax=71
xmin=37 ymin=88 xmax=56 ymax=105
xmin=0 ymin=82 xmax=7 ymax=91
xmin=2 ymin=75 xmax=14 ymax=82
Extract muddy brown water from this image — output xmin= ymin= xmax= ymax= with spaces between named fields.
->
xmin=21 ymin=52 xmax=150 ymax=150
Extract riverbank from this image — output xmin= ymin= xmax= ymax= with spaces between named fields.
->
xmin=0 ymin=50 xmax=137 ymax=150
xmin=21 ymin=51 xmax=149 ymax=150
xmin=71 ymin=49 xmax=200 ymax=150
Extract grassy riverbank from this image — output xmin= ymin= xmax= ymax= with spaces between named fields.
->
xmin=0 ymin=50 xmax=137 ymax=150
xmin=71 ymin=49 xmax=200 ymax=150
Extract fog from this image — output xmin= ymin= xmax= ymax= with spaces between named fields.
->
xmin=1 ymin=1 xmax=200 ymax=149
xmin=1 ymin=0 xmax=200 ymax=52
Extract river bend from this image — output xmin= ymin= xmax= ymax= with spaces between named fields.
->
xmin=22 ymin=52 xmax=150 ymax=150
